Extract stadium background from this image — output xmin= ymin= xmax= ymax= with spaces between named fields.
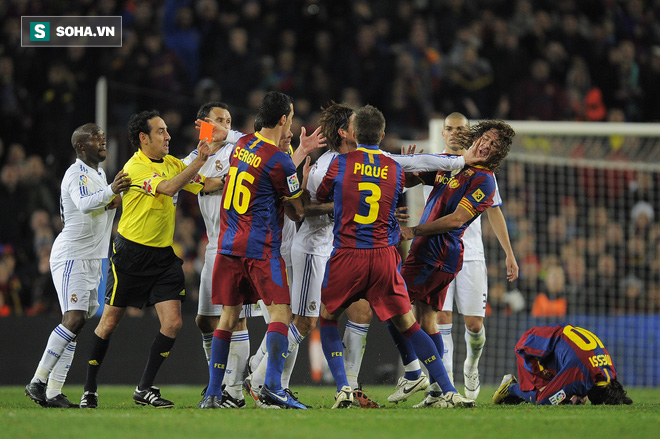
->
xmin=1 ymin=0 xmax=659 ymax=388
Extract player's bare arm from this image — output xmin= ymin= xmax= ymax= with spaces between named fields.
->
xmin=304 ymin=201 xmax=333 ymax=217
xmin=284 ymin=196 xmax=305 ymax=222
xmin=413 ymin=204 xmax=474 ymax=236
xmin=156 ymin=139 xmax=210 ymax=197
xmin=485 ymin=206 xmax=519 ymax=281
xmin=201 ymin=176 xmax=225 ymax=193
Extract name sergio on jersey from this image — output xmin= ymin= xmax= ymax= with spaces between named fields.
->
xmin=354 ymin=162 xmax=388 ymax=179
xmin=233 ymin=144 xmax=262 ymax=167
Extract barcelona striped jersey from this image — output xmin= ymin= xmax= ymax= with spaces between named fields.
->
xmin=218 ymin=132 xmax=302 ymax=260
xmin=316 ymin=144 xmax=405 ymax=249
xmin=515 ymin=324 xmax=618 ymax=404
xmin=409 ymin=162 xmax=496 ymax=273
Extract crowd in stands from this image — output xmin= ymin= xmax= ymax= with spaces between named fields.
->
xmin=2 ymin=0 xmax=660 ymax=317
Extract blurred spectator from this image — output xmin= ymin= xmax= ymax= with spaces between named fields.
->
xmin=0 ymin=247 xmax=21 ymax=316
xmin=512 ymin=58 xmax=568 ymax=120
xmin=2 ymin=0 xmax=660 ymax=318
xmin=531 ymin=264 xmax=567 ymax=317
xmin=163 ymin=0 xmax=201 ymax=86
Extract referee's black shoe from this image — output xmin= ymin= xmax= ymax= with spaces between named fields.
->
xmin=133 ymin=386 xmax=174 ymax=408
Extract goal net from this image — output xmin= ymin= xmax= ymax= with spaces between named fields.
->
xmin=417 ymin=119 xmax=660 ymax=387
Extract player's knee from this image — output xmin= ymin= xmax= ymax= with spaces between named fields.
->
xmin=293 ymin=315 xmax=317 ymax=336
xmin=195 ymin=314 xmax=217 ymax=333
xmin=162 ymin=316 xmax=183 ymax=336
xmin=464 ymin=318 xmax=483 ymax=333
xmin=62 ymin=313 xmax=86 ymax=334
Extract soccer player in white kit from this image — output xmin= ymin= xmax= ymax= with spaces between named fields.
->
xmin=25 ymin=123 xmax=131 ymax=408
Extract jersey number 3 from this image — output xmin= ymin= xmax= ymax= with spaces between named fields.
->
xmin=354 ymin=182 xmax=381 ymax=225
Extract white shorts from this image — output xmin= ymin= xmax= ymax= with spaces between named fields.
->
xmin=198 ymin=245 xmax=263 ymax=318
xmin=50 ymin=259 xmax=101 ymax=318
xmin=290 ymin=248 xmax=329 ymax=317
xmin=441 ymin=260 xmax=487 ymax=317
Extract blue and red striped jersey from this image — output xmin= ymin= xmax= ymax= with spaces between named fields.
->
xmin=316 ymin=144 xmax=405 ymax=249
xmin=515 ymin=324 xmax=618 ymax=404
xmin=409 ymin=163 xmax=496 ymax=272
xmin=218 ymin=132 xmax=302 ymax=259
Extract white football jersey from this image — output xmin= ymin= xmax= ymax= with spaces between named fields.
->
xmin=291 ymin=150 xmax=338 ymax=257
xmin=50 ymin=159 xmax=117 ymax=262
xmin=182 ymin=130 xmax=243 ymax=249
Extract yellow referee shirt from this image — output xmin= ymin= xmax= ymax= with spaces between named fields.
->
xmin=118 ymin=149 xmax=205 ymax=247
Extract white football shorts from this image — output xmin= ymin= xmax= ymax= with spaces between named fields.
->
xmin=50 ymin=259 xmax=101 ymax=318
xmin=290 ymin=248 xmax=329 ymax=318
xmin=441 ymin=260 xmax=488 ymax=317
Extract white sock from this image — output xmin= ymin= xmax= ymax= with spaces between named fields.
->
xmin=32 ymin=324 xmax=76 ymax=384
xmin=438 ymin=323 xmax=454 ymax=381
xmin=250 ymin=334 xmax=268 ymax=373
xmin=404 ymin=359 xmax=422 ymax=373
xmin=46 ymin=341 xmax=76 ymax=399
xmin=201 ymin=332 xmax=213 ymax=365
xmin=223 ymin=330 xmax=249 ymax=399
xmin=282 ymin=344 xmax=298 ymax=389
xmin=251 ymin=350 xmax=268 ymax=389
xmin=281 ymin=323 xmax=305 ymax=389
xmin=464 ymin=325 xmax=485 ymax=371
xmin=343 ymin=320 xmax=369 ymax=389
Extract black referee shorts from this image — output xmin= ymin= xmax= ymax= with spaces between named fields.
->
xmin=105 ymin=234 xmax=186 ymax=308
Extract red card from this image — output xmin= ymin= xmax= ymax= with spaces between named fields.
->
xmin=199 ymin=121 xmax=213 ymax=142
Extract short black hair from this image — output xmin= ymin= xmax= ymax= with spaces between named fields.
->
xmin=128 ymin=110 xmax=160 ymax=149
xmin=588 ymin=378 xmax=633 ymax=405
xmin=257 ymin=91 xmax=293 ymax=128
xmin=254 ymin=115 xmax=264 ymax=132
xmin=354 ymin=105 xmax=385 ymax=146
xmin=196 ymin=102 xmax=229 ymax=120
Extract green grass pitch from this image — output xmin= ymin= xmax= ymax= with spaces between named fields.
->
xmin=1 ymin=385 xmax=658 ymax=439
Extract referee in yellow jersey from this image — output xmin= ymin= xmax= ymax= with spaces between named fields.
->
xmin=80 ymin=110 xmax=225 ymax=409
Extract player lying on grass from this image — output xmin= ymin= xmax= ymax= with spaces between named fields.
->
xmin=493 ymin=324 xmax=633 ymax=405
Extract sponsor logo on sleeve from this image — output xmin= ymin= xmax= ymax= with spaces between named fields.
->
xmin=472 ymin=188 xmax=485 ymax=202
xmin=287 ymin=174 xmax=300 ymax=193
xmin=549 ymin=390 xmax=567 ymax=405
